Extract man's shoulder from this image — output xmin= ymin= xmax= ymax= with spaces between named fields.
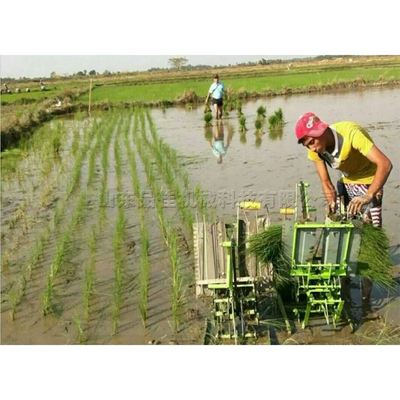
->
xmin=332 ymin=121 xmax=357 ymax=129
xmin=332 ymin=121 xmax=372 ymax=141
xmin=332 ymin=121 xmax=364 ymax=133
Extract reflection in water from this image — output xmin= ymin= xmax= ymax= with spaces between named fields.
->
xmin=255 ymin=131 xmax=263 ymax=148
xmin=206 ymin=120 xmax=233 ymax=164
xmin=204 ymin=125 xmax=213 ymax=142
xmin=268 ymin=125 xmax=284 ymax=140
xmin=239 ymin=131 xmax=247 ymax=144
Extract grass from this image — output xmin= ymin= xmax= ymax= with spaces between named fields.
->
xmin=0 ymin=148 xmax=27 ymax=175
xmin=79 ymin=65 xmax=400 ymax=104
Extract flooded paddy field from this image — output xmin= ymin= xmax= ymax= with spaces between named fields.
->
xmin=1 ymin=87 xmax=399 ymax=344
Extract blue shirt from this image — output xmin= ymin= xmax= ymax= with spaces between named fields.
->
xmin=212 ymin=140 xmax=226 ymax=157
xmin=208 ymin=82 xmax=224 ymax=99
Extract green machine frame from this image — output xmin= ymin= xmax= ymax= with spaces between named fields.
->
xmin=291 ymin=221 xmax=353 ymax=328
xmin=208 ymin=240 xmax=258 ymax=341
xmin=290 ymin=181 xmax=354 ymax=328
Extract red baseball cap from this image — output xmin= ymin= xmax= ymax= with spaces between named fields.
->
xmin=295 ymin=112 xmax=329 ymax=143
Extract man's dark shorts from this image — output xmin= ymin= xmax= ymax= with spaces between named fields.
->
xmin=212 ymin=98 xmax=223 ymax=106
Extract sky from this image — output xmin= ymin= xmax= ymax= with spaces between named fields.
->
xmin=0 ymin=55 xmax=299 ymax=79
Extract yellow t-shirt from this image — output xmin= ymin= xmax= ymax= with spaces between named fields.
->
xmin=307 ymin=121 xmax=376 ymax=184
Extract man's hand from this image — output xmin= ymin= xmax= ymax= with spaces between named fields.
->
xmin=347 ymin=194 xmax=373 ymax=215
xmin=328 ymin=201 xmax=337 ymax=214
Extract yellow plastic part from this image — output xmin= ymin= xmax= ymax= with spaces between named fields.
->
xmin=280 ymin=207 xmax=295 ymax=215
xmin=239 ymin=201 xmax=261 ymax=210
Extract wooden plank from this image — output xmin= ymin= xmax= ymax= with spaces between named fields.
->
xmin=205 ymin=223 xmax=216 ymax=280
xmin=246 ymin=216 xmax=258 ymax=278
xmin=216 ymin=221 xmax=226 ymax=278
xmin=193 ymin=222 xmax=204 ymax=296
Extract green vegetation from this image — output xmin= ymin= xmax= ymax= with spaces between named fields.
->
xmin=268 ymin=108 xmax=284 ymax=140
xmin=204 ymin=112 xmax=212 ymax=126
xmin=124 ymin=113 xmax=150 ymax=327
xmin=111 ymin=127 xmax=128 ymax=335
xmin=79 ymin=65 xmax=400 ymax=104
xmin=268 ymin=108 xmax=284 ymax=127
xmin=257 ymin=105 xmax=266 ymax=118
xmin=3 ymin=57 xmax=398 ymax=344
xmin=133 ymin=109 xmax=187 ymax=332
xmin=357 ymin=224 xmax=395 ymax=290
xmin=247 ymin=225 xmax=292 ymax=289
xmin=3 ymin=56 xmax=400 ymax=151
xmin=239 ymin=115 xmax=247 ymax=132
xmin=255 ymin=118 xmax=263 ymax=132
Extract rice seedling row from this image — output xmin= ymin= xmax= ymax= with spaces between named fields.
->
xmin=132 ymin=110 xmax=184 ymax=332
xmin=3 ymin=117 xmax=104 ymax=319
xmin=145 ymin=109 xmax=211 ymax=222
xmin=40 ymin=118 xmax=108 ymax=315
xmin=98 ymin=114 xmax=120 ymax=225
xmin=124 ymin=112 xmax=150 ymax=327
xmin=110 ymin=120 xmax=129 ymax=335
xmin=1 ymin=121 xmax=70 ymax=245
xmin=141 ymin=110 xmax=194 ymax=233
xmin=72 ymin=113 xmax=124 ymax=341
xmin=42 ymin=191 xmax=88 ymax=315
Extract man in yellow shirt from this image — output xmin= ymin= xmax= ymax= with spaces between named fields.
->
xmin=295 ymin=112 xmax=392 ymax=317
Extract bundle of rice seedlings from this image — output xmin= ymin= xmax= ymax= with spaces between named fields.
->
xmin=268 ymin=108 xmax=284 ymax=128
xmin=204 ymin=112 xmax=212 ymax=126
xmin=247 ymin=225 xmax=292 ymax=289
xmin=256 ymin=105 xmax=266 ymax=118
xmin=255 ymin=118 xmax=263 ymax=131
xmin=236 ymin=100 xmax=242 ymax=116
xmin=239 ymin=115 xmax=247 ymax=132
xmin=356 ymin=224 xmax=395 ymax=290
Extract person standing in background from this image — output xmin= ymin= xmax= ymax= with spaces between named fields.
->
xmin=205 ymin=74 xmax=225 ymax=120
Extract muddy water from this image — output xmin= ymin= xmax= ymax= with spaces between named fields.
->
xmin=2 ymin=87 xmax=399 ymax=345
xmin=1 ymin=113 xmax=206 ymax=345
xmin=151 ymin=87 xmax=400 ymax=338
xmin=152 ymin=86 xmax=400 ymax=255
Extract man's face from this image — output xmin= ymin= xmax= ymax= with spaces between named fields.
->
xmin=301 ymin=131 xmax=327 ymax=153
